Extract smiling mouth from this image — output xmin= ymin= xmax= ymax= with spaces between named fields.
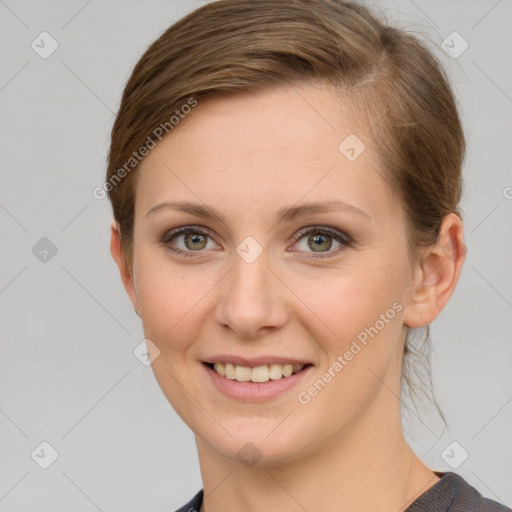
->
xmin=204 ymin=362 xmax=312 ymax=383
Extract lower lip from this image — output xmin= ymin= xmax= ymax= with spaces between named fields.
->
xmin=203 ymin=363 xmax=314 ymax=402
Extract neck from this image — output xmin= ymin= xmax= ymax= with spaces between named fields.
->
xmin=195 ymin=382 xmax=440 ymax=512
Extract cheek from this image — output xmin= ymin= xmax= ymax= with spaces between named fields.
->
xmin=292 ymin=273 xmax=405 ymax=431
xmin=289 ymin=259 xmax=406 ymax=399
xmin=133 ymin=253 xmax=217 ymax=353
xmin=132 ymin=254 xmax=217 ymax=425
xmin=290 ymin=259 xmax=404 ymax=345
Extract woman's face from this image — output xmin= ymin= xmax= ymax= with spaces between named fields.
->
xmin=124 ymin=82 xmax=423 ymax=465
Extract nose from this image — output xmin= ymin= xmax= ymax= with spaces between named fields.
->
xmin=214 ymin=250 xmax=289 ymax=339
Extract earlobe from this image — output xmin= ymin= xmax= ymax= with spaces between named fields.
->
xmin=109 ymin=221 xmax=140 ymax=317
xmin=403 ymin=213 xmax=466 ymax=328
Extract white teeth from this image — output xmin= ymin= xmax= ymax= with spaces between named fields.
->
xmin=210 ymin=362 xmax=305 ymax=382
xmin=282 ymin=364 xmax=293 ymax=377
xmin=235 ymin=365 xmax=252 ymax=381
xmin=213 ymin=362 xmax=225 ymax=377
xmin=251 ymin=365 xmax=270 ymax=383
xmin=225 ymin=363 xmax=236 ymax=379
xmin=269 ymin=364 xmax=283 ymax=380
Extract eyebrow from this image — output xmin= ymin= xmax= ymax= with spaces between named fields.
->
xmin=146 ymin=200 xmax=372 ymax=225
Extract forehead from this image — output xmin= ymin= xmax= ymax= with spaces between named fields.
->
xmin=135 ymin=83 xmax=397 ymax=223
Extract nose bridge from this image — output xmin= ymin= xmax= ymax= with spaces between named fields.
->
xmin=233 ymin=253 xmax=268 ymax=299
xmin=214 ymin=242 xmax=287 ymax=337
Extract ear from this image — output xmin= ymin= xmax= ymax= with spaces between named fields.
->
xmin=403 ymin=213 xmax=466 ymax=328
xmin=110 ymin=221 xmax=140 ymax=317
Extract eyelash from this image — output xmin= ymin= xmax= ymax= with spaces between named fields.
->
xmin=160 ymin=225 xmax=352 ymax=259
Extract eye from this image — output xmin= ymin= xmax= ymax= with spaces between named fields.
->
xmin=161 ymin=225 xmax=352 ymax=259
xmin=289 ymin=226 xmax=352 ymax=258
xmin=161 ymin=226 xmax=218 ymax=257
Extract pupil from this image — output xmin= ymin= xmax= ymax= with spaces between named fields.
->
xmin=185 ymin=233 xmax=207 ymax=250
xmin=309 ymin=234 xmax=332 ymax=252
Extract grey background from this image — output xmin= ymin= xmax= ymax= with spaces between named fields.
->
xmin=0 ymin=0 xmax=511 ymax=510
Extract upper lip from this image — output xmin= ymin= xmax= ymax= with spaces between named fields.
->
xmin=203 ymin=355 xmax=313 ymax=367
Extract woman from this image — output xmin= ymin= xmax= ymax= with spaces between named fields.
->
xmin=106 ymin=0 xmax=509 ymax=510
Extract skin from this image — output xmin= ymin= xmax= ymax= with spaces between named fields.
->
xmin=111 ymin=81 xmax=466 ymax=512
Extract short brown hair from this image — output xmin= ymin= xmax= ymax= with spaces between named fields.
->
xmin=106 ymin=0 xmax=465 ymax=425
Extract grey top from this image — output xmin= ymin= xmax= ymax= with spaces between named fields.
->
xmin=174 ymin=471 xmax=510 ymax=512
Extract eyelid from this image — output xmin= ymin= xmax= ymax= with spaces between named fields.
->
xmin=161 ymin=224 xmax=352 ymax=258
xmin=291 ymin=225 xmax=352 ymax=245
xmin=286 ymin=225 xmax=352 ymax=259
xmin=159 ymin=225 xmax=220 ymax=259
xmin=161 ymin=225 xmax=214 ymax=244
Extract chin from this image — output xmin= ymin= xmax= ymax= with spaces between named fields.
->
xmin=196 ymin=415 xmax=314 ymax=467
